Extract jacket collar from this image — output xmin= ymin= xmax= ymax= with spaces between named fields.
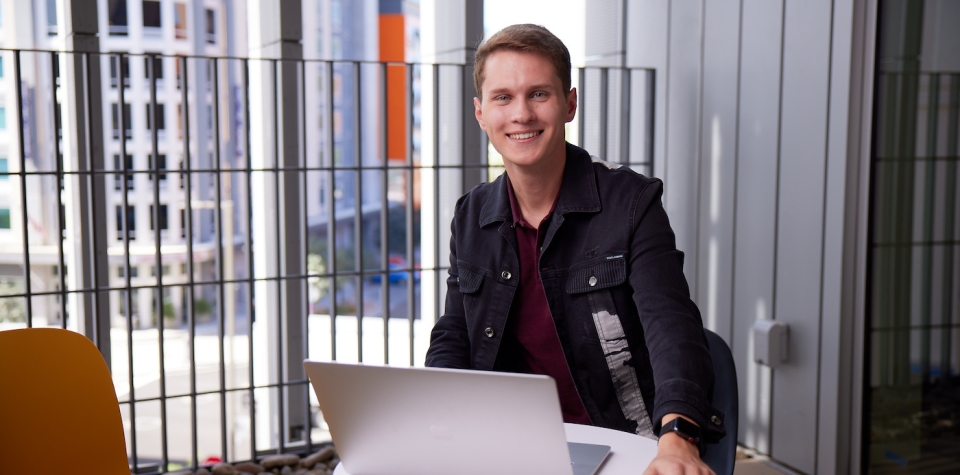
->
xmin=479 ymin=142 xmax=601 ymax=228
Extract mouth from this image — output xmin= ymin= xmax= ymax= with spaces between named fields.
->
xmin=507 ymin=131 xmax=542 ymax=140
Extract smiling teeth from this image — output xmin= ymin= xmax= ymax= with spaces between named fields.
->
xmin=510 ymin=131 xmax=540 ymax=140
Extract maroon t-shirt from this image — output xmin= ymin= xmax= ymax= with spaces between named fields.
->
xmin=505 ymin=176 xmax=591 ymax=425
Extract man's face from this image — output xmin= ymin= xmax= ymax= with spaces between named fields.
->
xmin=474 ymin=50 xmax=577 ymax=171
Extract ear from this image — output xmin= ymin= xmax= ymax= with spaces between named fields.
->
xmin=565 ymin=88 xmax=578 ymax=123
xmin=474 ymin=96 xmax=486 ymax=131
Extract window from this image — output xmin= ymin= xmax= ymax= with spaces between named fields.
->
xmin=108 ymin=0 xmax=128 ymax=35
xmin=174 ymin=3 xmax=187 ymax=39
xmin=0 ymin=208 xmax=10 ymax=230
xmin=0 ymin=158 xmax=7 ymax=180
xmin=205 ymin=9 xmax=216 ymax=44
xmin=111 ymin=103 xmax=132 ymax=138
xmin=116 ymin=205 xmax=135 ymax=240
xmin=0 ymin=57 xmax=4 ymax=78
xmin=149 ymin=204 xmax=169 ymax=231
xmin=145 ymin=54 xmax=163 ymax=81
xmin=178 ymin=158 xmax=186 ymax=189
xmin=109 ymin=55 xmax=130 ymax=88
xmin=118 ymin=266 xmax=138 ymax=278
xmin=46 ymin=0 xmax=57 ymax=36
xmin=113 ymin=154 xmax=134 ymax=190
xmin=180 ymin=208 xmax=186 ymax=238
xmin=142 ymin=0 xmax=161 ymax=28
xmin=147 ymin=103 xmax=166 ymax=132
xmin=0 ymin=107 xmax=6 ymax=130
xmin=147 ymin=154 xmax=167 ymax=182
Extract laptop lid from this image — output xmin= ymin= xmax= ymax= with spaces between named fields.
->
xmin=303 ymin=361 xmax=591 ymax=475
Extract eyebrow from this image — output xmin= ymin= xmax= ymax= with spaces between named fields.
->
xmin=486 ymin=84 xmax=555 ymax=96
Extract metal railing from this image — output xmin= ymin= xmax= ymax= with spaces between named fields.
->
xmin=0 ymin=48 xmax=654 ymax=473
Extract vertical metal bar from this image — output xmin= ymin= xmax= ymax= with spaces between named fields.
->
xmin=84 ymin=48 xmax=112 ymax=403
xmin=115 ymin=51 xmax=138 ymax=470
xmin=211 ymin=56 xmax=229 ymax=462
xmin=919 ymin=73 xmax=939 ymax=382
xmin=380 ymin=62 xmax=390 ymax=362
xmin=272 ymin=58 xmax=286 ymax=454
xmin=242 ymin=57 xmax=258 ymax=459
xmin=354 ymin=61 xmax=364 ymax=363
xmin=620 ymin=68 xmax=631 ymax=165
xmin=578 ymin=67 xmax=585 ymax=148
xmin=179 ymin=54 xmax=199 ymax=470
xmin=599 ymin=68 xmax=608 ymax=161
xmin=14 ymin=50 xmax=34 ymax=326
xmin=52 ymin=52 xmax=68 ymax=329
xmin=326 ymin=61 xmax=338 ymax=361
xmin=646 ymin=69 xmax=656 ymax=171
xmin=148 ymin=51 xmax=170 ymax=469
xmin=300 ymin=59 xmax=313 ymax=453
xmin=433 ymin=64 xmax=441 ymax=324
xmin=405 ymin=63 xmax=415 ymax=365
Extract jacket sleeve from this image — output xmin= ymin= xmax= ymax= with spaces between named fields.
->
xmin=629 ymin=179 xmax=725 ymax=443
xmin=424 ymin=204 xmax=472 ymax=369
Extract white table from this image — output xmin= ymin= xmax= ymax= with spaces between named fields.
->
xmin=333 ymin=423 xmax=658 ymax=475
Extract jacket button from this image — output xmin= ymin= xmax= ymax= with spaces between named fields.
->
xmin=501 ymin=271 xmax=512 ymax=280
xmin=711 ymin=415 xmax=722 ymax=425
xmin=484 ymin=327 xmax=495 ymax=338
xmin=588 ymin=276 xmax=598 ymax=287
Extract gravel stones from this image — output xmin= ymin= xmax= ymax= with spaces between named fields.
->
xmin=300 ymin=447 xmax=336 ymax=469
xmin=260 ymin=454 xmax=300 ymax=470
xmin=234 ymin=462 xmax=265 ymax=474
xmin=190 ymin=446 xmax=337 ymax=475
xmin=212 ymin=463 xmax=236 ymax=475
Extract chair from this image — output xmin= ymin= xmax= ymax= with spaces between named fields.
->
xmin=0 ymin=328 xmax=130 ymax=474
xmin=701 ymin=329 xmax=739 ymax=475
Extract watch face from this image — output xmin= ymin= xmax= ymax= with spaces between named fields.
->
xmin=674 ymin=417 xmax=701 ymax=441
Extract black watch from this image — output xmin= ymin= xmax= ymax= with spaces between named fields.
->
xmin=659 ymin=417 xmax=703 ymax=455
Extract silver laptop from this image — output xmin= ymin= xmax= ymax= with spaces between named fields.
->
xmin=303 ymin=361 xmax=611 ymax=475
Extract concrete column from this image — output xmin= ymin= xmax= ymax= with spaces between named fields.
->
xmin=247 ymin=0 xmax=309 ymax=450
xmin=420 ymin=0 xmax=483 ymax=327
xmin=59 ymin=0 xmax=110 ymax=355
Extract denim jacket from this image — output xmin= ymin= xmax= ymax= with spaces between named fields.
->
xmin=425 ymin=142 xmax=726 ymax=443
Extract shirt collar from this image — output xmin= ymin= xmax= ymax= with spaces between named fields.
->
xmin=480 ymin=142 xmax=601 ymax=228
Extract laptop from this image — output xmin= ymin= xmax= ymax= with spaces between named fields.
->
xmin=303 ymin=361 xmax=611 ymax=475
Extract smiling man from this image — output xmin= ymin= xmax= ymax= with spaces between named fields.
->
xmin=425 ymin=24 xmax=725 ymax=475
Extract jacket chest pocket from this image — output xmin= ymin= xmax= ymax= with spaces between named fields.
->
xmin=457 ymin=264 xmax=515 ymax=341
xmin=565 ymin=255 xmax=627 ymax=347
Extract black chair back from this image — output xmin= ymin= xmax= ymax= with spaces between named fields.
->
xmin=701 ymin=329 xmax=739 ymax=475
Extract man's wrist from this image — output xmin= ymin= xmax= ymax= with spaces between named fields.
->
xmin=658 ymin=414 xmax=704 ymax=456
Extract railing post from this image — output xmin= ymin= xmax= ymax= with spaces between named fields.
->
xmin=247 ymin=0 xmax=308 ymax=453
xmin=59 ymin=0 xmax=109 ymax=355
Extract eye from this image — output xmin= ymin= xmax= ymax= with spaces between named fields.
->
xmin=494 ymin=95 xmax=510 ymax=102
xmin=532 ymin=91 xmax=548 ymax=99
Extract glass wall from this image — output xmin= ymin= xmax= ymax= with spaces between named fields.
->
xmin=867 ymin=1 xmax=960 ymax=473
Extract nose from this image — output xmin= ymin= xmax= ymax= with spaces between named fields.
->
xmin=511 ymin=98 xmax=535 ymax=123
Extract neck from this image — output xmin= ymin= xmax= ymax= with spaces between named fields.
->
xmin=506 ymin=157 xmax=565 ymax=226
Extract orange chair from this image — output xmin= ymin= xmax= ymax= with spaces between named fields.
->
xmin=0 ymin=327 xmax=130 ymax=474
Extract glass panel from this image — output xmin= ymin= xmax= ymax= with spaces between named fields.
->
xmin=867 ymin=2 xmax=960 ymax=472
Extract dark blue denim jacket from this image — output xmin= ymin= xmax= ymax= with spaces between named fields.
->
xmin=425 ymin=143 xmax=725 ymax=442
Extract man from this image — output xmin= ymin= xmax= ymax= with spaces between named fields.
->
xmin=425 ymin=24 xmax=725 ymax=475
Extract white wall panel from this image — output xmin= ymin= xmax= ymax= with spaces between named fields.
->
xmin=818 ymin=0 xmax=857 ymax=472
xmin=732 ymin=0 xmax=782 ymax=455
xmin=696 ymin=0 xmax=740 ymax=340
xmin=663 ymin=0 xmax=704 ymax=292
xmin=771 ymin=1 xmax=834 ymax=472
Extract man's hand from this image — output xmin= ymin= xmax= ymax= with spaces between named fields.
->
xmin=643 ymin=415 xmax=715 ymax=475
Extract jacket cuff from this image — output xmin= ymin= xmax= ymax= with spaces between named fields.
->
xmin=652 ymin=378 xmax=726 ymax=443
